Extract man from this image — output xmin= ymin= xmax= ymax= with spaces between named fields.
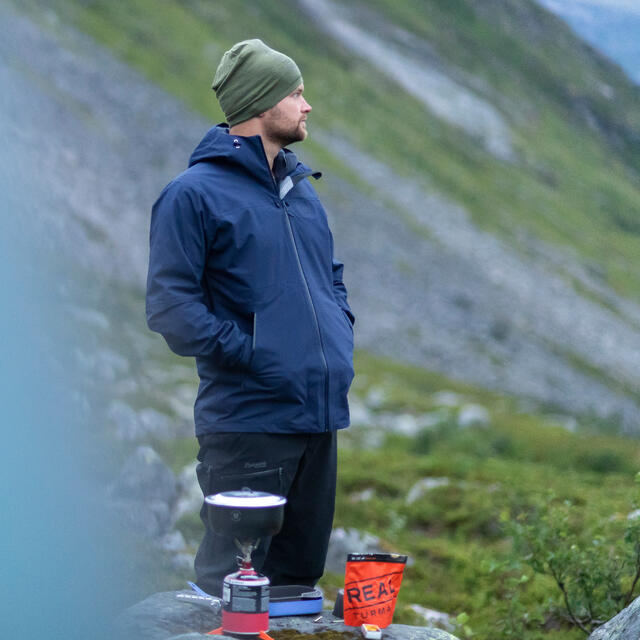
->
xmin=146 ymin=39 xmax=354 ymax=596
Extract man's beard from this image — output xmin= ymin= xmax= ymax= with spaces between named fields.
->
xmin=263 ymin=108 xmax=307 ymax=147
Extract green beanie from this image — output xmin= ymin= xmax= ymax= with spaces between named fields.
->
xmin=212 ymin=39 xmax=303 ymax=127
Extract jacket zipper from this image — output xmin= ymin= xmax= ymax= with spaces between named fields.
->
xmin=282 ymin=204 xmax=330 ymax=431
xmin=252 ymin=312 xmax=258 ymax=351
xmin=258 ymin=144 xmax=330 ymax=431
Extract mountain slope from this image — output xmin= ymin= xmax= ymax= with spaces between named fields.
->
xmin=8 ymin=0 xmax=640 ymax=428
xmin=536 ymin=0 xmax=640 ymax=84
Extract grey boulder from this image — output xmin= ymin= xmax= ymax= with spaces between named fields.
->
xmin=116 ymin=590 xmax=460 ymax=639
xmin=588 ymin=596 xmax=640 ymax=639
xmin=109 ymin=446 xmax=177 ymax=538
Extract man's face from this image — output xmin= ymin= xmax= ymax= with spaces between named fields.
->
xmin=262 ymin=84 xmax=312 ymax=147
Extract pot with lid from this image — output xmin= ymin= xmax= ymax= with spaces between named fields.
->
xmin=205 ymin=488 xmax=286 ymax=543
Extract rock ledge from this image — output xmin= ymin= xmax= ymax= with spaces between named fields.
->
xmin=116 ymin=591 xmax=460 ymax=640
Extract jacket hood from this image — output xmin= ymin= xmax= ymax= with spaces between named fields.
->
xmin=188 ymin=124 xmax=320 ymax=187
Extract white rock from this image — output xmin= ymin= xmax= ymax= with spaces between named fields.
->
xmin=138 ymin=407 xmax=174 ymax=440
xmin=547 ymin=414 xmax=578 ymax=433
xmin=325 ymin=528 xmax=382 ymax=574
xmin=406 ymin=478 xmax=451 ymax=504
xmin=349 ymin=488 xmax=375 ymax=503
xmin=111 ymin=446 xmax=176 ymax=506
xmin=457 ymin=404 xmax=490 ymax=427
xmin=359 ymin=427 xmax=386 ymax=449
xmin=349 ymin=397 xmax=374 ymax=426
xmin=110 ymin=405 xmax=175 ymax=441
xmin=69 ymin=305 xmax=110 ymax=330
xmin=627 ymin=509 xmax=640 ymax=521
xmin=97 ymin=348 xmax=130 ymax=378
xmin=417 ymin=409 xmax=451 ymax=428
xmin=112 ymin=377 xmax=139 ymax=395
xmin=168 ymin=384 xmax=197 ymax=422
xmin=392 ymin=413 xmax=420 ymax=435
xmin=171 ymin=552 xmax=196 ymax=571
xmin=408 ymin=604 xmax=454 ymax=631
xmin=74 ymin=347 xmax=129 ymax=381
xmin=365 ymin=386 xmax=387 ymax=409
xmin=597 ymin=82 xmax=614 ymax=100
xmin=174 ymin=462 xmax=202 ymax=521
xmin=157 ymin=530 xmax=187 ymax=553
xmin=108 ymin=401 xmax=139 ymax=440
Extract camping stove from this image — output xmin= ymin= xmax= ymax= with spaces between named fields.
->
xmin=204 ymin=490 xmax=286 ymax=639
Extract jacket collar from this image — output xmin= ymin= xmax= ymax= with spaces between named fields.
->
xmin=189 ymin=124 xmax=320 ymax=194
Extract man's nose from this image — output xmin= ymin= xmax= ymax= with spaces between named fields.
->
xmin=302 ymin=98 xmax=312 ymax=112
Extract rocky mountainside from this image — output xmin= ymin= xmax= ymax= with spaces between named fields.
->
xmin=5 ymin=0 xmax=640 ymax=432
xmin=536 ymin=0 xmax=640 ymax=84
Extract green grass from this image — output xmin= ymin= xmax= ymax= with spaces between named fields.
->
xmin=319 ymin=352 xmax=640 ymax=639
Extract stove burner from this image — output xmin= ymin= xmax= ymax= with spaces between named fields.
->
xmin=204 ymin=489 xmax=286 ymax=639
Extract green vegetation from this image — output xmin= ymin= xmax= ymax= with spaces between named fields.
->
xmin=91 ymin=337 xmax=640 ymax=637
xmin=508 ymin=490 xmax=640 ymax=636
xmin=319 ymin=352 xmax=640 ymax=639
xmin=166 ymin=345 xmax=640 ymax=639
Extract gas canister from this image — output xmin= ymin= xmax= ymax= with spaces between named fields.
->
xmin=221 ymin=569 xmax=270 ymax=635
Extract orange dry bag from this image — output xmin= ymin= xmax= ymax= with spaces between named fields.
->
xmin=343 ymin=552 xmax=408 ymax=628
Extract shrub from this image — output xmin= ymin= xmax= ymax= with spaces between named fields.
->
xmin=576 ymin=449 xmax=627 ymax=474
xmin=503 ymin=487 xmax=640 ymax=635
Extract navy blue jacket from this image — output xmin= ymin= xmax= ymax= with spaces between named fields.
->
xmin=146 ymin=125 xmax=354 ymax=436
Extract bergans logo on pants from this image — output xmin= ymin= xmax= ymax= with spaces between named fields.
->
xmin=343 ymin=553 xmax=408 ymax=628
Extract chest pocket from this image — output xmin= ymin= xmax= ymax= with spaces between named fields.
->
xmin=207 ymin=203 xmax=294 ymax=312
xmin=283 ymin=193 xmax=323 ymax=220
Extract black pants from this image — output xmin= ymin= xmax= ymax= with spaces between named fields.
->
xmin=194 ymin=431 xmax=337 ymax=597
